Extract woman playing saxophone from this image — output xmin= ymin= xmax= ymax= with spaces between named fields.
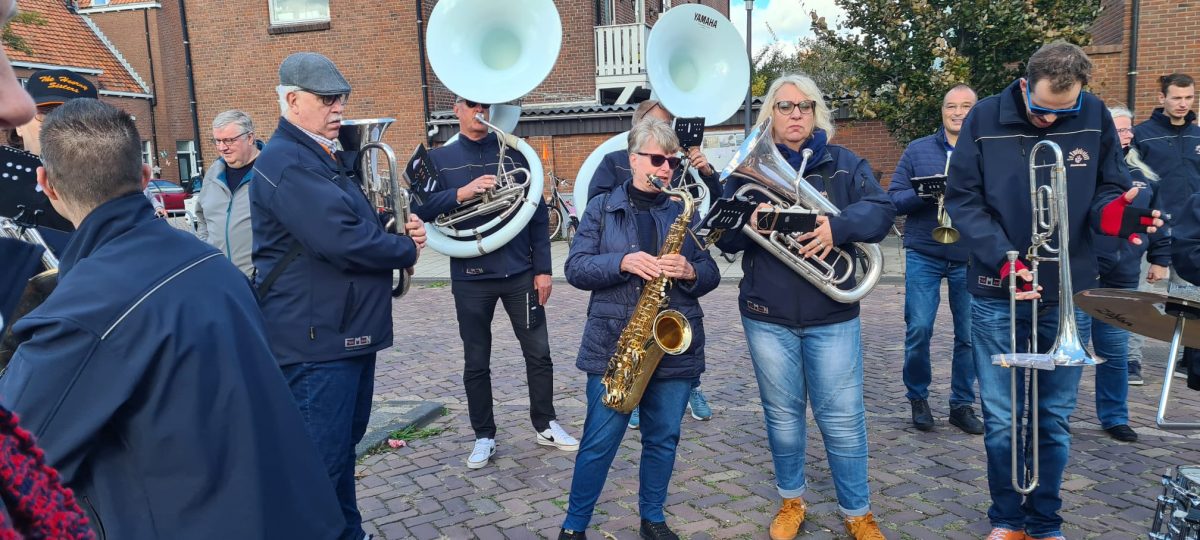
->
xmin=558 ymin=119 xmax=719 ymax=540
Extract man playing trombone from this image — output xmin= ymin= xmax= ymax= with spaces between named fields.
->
xmin=887 ymin=84 xmax=982 ymax=435
xmin=945 ymin=41 xmax=1163 ymax=540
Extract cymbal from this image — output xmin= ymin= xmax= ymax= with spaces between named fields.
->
xmin=1074 ymin=288 xmax=1200 ymax=348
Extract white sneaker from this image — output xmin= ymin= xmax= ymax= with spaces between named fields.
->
xmin=466 ymin=438 xmax=496 ymax=469
xmin=536 ymin=420 xmax=579 ymax=451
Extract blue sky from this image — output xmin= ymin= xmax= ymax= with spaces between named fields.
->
xmin=728 ymin=0 xmax=844 ymax=55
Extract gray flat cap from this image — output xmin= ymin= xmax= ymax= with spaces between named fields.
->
xmin=279 ymin=52 xmax=351 ymax=95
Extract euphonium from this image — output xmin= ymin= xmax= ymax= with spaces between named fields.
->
xmin=720 ymin=117 xmax=883 ymax=304
xmin=601 ymin=176 xmax=695 ymax=414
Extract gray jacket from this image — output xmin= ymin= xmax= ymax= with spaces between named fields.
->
xmin=195 ymin=150 xmax=258 ymax=278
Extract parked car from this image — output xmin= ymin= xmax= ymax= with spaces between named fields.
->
xmin=146 ymin=179 xmax=190 ymax=216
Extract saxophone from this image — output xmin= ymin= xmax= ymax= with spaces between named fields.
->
xmin=602 ymin=176 xmax=696 ymax=414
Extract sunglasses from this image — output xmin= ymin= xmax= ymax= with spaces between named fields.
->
xmin=1024 ymin=84 xmax=1082 ymax=117
xmin=459 ymin=99 xmax=491 ymax=110
xmin=774 ymin=100 xmax=816 ymax=116
xmin=636 ymin=152 xmax=681 ymax=169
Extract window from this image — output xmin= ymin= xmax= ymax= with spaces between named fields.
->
xmin=92 ymin=0 xmax=110 ymax=5
xmin=141 ymin=140 xmax=154 ymax=169
xmin=269 ymin=0 xmax=329 ymax=25
xmin=596 ymin=0 xmax=614 ymax=25
xmin=176 ymin=140 xmax=198 ymax=182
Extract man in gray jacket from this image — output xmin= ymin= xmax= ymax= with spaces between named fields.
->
xmin=196 ymin=110 xmax=260 ymax=277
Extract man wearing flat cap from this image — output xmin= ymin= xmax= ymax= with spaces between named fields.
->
xmin=251 ymin=51 xmax=427 ymax=540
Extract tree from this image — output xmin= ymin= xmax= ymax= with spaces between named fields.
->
xmin=752 ymin=38 xmax=856 ymax=99
xmin=3 ymin=11 xmax=47 ymax=55
xmin=811 ymin=0 xmax=1102 ymax=144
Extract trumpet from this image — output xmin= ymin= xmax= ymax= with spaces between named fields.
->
xmin=993 ymin=140 xmax=1100 ymax=496
xmin=931 ymin=151 xmax=959 ymax=244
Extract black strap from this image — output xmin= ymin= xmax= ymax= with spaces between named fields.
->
xmin=257 ymin=240 xmax=303 ymax=299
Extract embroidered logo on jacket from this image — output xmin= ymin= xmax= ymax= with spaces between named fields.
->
xmin=745 ymin=300 xmax=769 ymax=315
xmin=1194 ymin=144 xmax=1200 ymax=155
xmin=1067 ymin=148 xmax=1090 ymax=167
xmin=465 ymin=267 xmax=484 ymax=275
xmin=345 ymin=336 xmax=372 ymax=349
xmin=978 ymin=276 xmax=1002 ymax=288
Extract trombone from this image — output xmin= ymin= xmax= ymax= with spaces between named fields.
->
xmin=992 ymin=140 xmax=1100 ymax=495
xmin=932 ymin=151 xmax=959 ymax=244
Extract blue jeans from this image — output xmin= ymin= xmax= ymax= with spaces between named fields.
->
xmin=281 ymin=354 xmax=376 ymax=540
xmin=972 ymin=297 xmax=1087 ymax=538
xmin=563 ymin=374 xmax=695 ymax=530
xmin=902 ymin=250 xmax=976 ymax=407
xmin=742 ymin=315 xmax=871 ymax=516
xmin=1088 ymin=305 xmax=1130 ymax=429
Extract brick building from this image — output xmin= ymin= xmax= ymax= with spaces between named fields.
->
xmin=7 ymin=0 xmax=158 ymax=169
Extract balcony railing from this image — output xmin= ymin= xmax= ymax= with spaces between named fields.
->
xmin=594 ymin=23 xmax=650 ymax=77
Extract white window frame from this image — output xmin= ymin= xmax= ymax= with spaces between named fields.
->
xmin=268 ymin=0 xmax=330 ymax=25
xmin=141 ymin=140 xmax=154 ymax=169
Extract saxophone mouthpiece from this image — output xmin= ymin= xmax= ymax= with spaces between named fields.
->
xmin=648 ymin=175 xmax=665 ymax=190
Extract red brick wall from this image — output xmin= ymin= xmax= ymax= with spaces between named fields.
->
xmin=1091 ymin=0 xmax=1125 ymax=46
xmin=834 ymin=120 xmax=904 ymax=188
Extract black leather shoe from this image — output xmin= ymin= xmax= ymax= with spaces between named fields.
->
xmin=910 ymin=399 xmax=934 ymax=431
xmin=1105 ymin=424 xmax=1138 ymax=442
xmin=640 ymin=519 xmax=680 ymax=540
xmin=948 ymin=405 xmax=984 ymax=435
xmin=558 ymin=528 xmax=587 ymax=540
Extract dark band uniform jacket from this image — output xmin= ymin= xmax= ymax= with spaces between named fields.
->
xmin=251 ymin=117 xmax=420 ymax=365
xmin=0 ymin=193 xmax=343 ymax=539
xmin=945 ymin=79 xmax=1131 ymax=300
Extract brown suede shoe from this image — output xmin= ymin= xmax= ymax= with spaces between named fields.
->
xmin=844 ymin=512 xmax=886 ymax=540
xmin=768 ymin=497 xmax=806 ymax=540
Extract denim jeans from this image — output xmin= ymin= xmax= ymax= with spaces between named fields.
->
xmin=562 ymin=374 xmax=695 ymax=530
xmin=281 ymin=353 xmax=376 ymax=540
xmin=902 ymin=250 xmax=976 ymax=407
xmin=972 ymin=297 xmax=1088 ymax=538
xmin=452 ymin=272 xmax=556 ymax=438
xmin=742 ymin=315 xmax=871 ymax=516
xmin=1087 ymin=299 xmax=1130 ymax=429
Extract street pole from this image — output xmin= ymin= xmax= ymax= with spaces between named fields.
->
xmin=744 ymin=1 xmax=754 ymax=136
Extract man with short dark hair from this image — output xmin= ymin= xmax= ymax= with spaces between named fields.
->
xmin=888 ymin=84 xmax=982 ymax=435
xmin=1 ymin=98 xmax=344 ymax=538
xmin=252 ymin=52 xmax=425 ymax=540
xmin=946 ymin=41 xmax=1161 ymax=540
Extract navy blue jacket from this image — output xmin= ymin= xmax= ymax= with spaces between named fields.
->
xmin=413 ymin=132 xmax=552 ymax=281
xmin=888 ymin=128 xmax=968 ymax=262
xmin=565 ymin=180 xmax=720 ymax=378
xmin=251 ymin=117 xmax=419 ymax=366
xmin=1132 ymin=109 xmax=1200 ymax=220
xmin=715 ymin=137 xmax=895 ymax=327
xmin=1174 ymin=192 xmax=1200 ymax=284
xmin=0 ymin=238 xmax=42 ymax=327
xmin=945 ymin=79 xmax=1131 ymax=299
xmin=587 ymin=149 xmax=723 ymax=205
xmin=1094 ymin=163 xmax=1170 ymax=287
xmin=0 ymin=193 xmax=343 ymax=539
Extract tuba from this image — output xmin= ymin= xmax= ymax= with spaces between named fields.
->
xmin=574 ymin=4 xmax=749 ymax=216
xmin=422 ymin=0 xmax=557 ymax=258
xmin=602 ymin=176 xmax=694 ymax=413
xmin=720 ymin=117 xmax=883 ymax=304
xmin=992 ymin=140 xmax=1100 ymax=495
xmin=339 ymin=118 xmax=413 ymax=298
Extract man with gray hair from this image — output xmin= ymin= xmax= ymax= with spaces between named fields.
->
xmin=195 ymin=110 xmax=260 ymax=277
xmin=1 ymin=98 xmax=343 ymax=538
xmin=252 ymin=52 xmax=425 ymax=540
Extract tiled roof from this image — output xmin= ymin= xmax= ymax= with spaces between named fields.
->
xmin=77 ymin=0 xmax=155 ymax=8
xmin=8 ymin=0 xmax=147 ymax=95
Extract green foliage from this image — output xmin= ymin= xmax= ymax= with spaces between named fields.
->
xmin=3 ymin=11 xmax=47 ymax=56
xmin=811 ymin=0 xmax=1102 ymax=144
xmin=752 ymin=37 xmax=856 ymax=99
xmin=388 ymin=425 xmax=445 ymax=440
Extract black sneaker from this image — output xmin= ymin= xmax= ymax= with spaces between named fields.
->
xmin=910 ymin=399 xmax=934 ymax=431
xmin=948 ymin=405 xmax=984 ymax=435
xmin=639 ymin=519 xmax=680 ymax=540
xmin=558 ymin=528 xmax=587 ymax=540
xmin=1105 ymin=424 xmax=1139 ymax=442
xmin=1128 ymin=372 xmax=1144 ymax=386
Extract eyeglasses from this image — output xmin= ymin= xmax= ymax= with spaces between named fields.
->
xmin=635 ymin=152 xmax=681 ymax=169
xmin=305 ymin=92 xmax=348 ymax=107
xmin=1116 ymin=127 xmax=1134 ymax=135
xmin=774 ymin=100 xmax=816 ymax=116
xmin=1024 ymin=84 xmax=1082 ymax=117
xmin=458 ymin=99 xmax=491 ymax=110
xmin=212 ymin=131 xmax=250 ymax=147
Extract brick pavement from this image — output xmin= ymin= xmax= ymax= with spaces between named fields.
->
xmin=360 ymin=280 xmax=1200 ymax=540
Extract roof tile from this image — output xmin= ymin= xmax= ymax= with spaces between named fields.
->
xmin=9 ymin=0 xmax=146 ymax=94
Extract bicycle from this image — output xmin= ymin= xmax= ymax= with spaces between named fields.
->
xmin=546 ymin=171 xmax=579 ymax=246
